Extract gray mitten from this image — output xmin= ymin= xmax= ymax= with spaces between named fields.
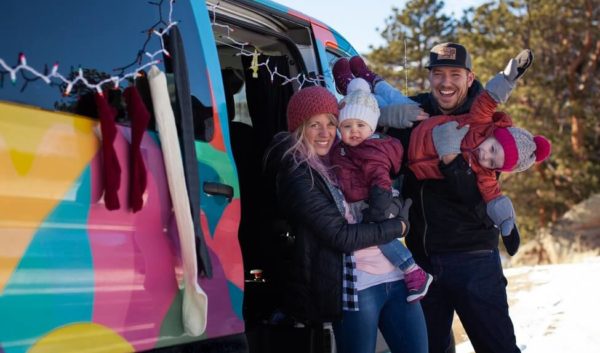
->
xmin=485 ymin=49 xmax=534 ymax=104
xmin=378 ymin=103 xmax=423 ymax=129
xmin=486 ymin=195 xmax=516 ymax=236
xmin=431 ymin=121 xmax=469 ymax=158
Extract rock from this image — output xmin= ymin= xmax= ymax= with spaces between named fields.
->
xmin=511 ymin=193 xmax=600 ymax=266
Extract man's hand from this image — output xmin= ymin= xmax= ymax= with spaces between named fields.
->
xmin=379 ymin=104 xmax=429 ymax=129
xmin=432 ymin=121 xmax=469 ymax=159
xmin=486 ymin=195 xmax=516 ymax=236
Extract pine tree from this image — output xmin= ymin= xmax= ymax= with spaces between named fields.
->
xmin=366 ymin=0 xmax=456 ymax=95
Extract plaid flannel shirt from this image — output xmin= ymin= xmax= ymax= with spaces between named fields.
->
xmin=342 ymin=254 xmax=358 ymax=311
xmin=324 ymin=181 xmax=359 ymax=311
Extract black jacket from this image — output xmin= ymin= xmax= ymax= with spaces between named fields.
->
xmin=387 ymin=81 xmax=498 ymax=269
xmin=264 ymin=133 xmax=404 ymax=323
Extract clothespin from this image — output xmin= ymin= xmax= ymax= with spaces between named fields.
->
xmin=64 ymin=82 xmax=73 ymax=96
xmin=250 ymin=49 xmax=259 ymax=78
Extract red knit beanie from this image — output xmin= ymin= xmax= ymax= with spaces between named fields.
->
xmin=287 ymin=86 xmax=339 ymax=132
xmin=494 ymin=127 xmax=551 ymax=172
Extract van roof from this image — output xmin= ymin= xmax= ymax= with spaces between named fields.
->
xmin=247 ymin=0 xmax=356 ymax=54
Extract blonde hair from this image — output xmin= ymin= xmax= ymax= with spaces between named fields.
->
xmin=269 ymin=114 xmax=338 ymax=187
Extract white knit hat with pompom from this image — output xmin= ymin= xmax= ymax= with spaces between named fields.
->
xmin=338 ymin=78 xmax=380 ymax=131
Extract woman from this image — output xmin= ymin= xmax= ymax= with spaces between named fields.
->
xmin=264 ymin=85 xmax=428 ymax=353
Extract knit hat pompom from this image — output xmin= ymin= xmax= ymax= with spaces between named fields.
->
xmin=287 ymin=86 xmax=339 ymax=132
xmin=338 ymin=78 xmax=380 ymax=132
xmin=493 ymin=127 xmax=552 ymax=173
xmin=533 ymin=135 xmax=551 ymax=162
xmin=347 ymin=77 xmax=371 ymax=95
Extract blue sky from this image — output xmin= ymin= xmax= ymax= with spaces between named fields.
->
xmin=274 ymin=0 xmax=485 ymax=54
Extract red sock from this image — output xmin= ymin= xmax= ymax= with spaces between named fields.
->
xmin=95 ymin=92 xmax=121 ymax=210
xmin=123 ymin=86 xmax=150 ymax=212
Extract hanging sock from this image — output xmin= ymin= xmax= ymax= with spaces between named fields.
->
xmin=95 ymin=92 xmax=121 ymax=210
xmin=164 ymin=25 xmax=213 ymax=278
xmin=124 ymin=86 xmax=150 ymax=212
xmin=147 ymin=65 xmax=207 ymax=337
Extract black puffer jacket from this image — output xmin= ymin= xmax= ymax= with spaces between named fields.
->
xmin=264 ymin=133 xmax=404 ymax=323
xmin=388 ymin=81 xmax=498 ymax=270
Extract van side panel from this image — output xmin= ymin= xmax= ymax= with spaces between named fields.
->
xmin=189 ymin=0 xmax=245 ymax=328
xmin=0 ymin=97 xmax=244 ymax=352
xmin=0 ymin=105 xmax=100 ymax=353
xmin=86 ymin=126 xmax=178 ymax=351
xmin=0 ymin=103 xmax=173 ymax=352
xmin=0 ymin=104 xmax=98 ymax=296
xmin=1 ymin=0 xmax=247 ymax=350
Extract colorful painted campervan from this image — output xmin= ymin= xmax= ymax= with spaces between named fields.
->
xmin=0 ymin=0 xmax=357 ymax=352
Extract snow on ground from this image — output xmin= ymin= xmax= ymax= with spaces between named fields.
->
xmin=456 ymin=257 xmax=600 ymax=353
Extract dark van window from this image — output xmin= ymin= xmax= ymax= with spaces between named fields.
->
xmin=325 ymin=50 xmax=346 ymax=100
xmin=0 ymin=0 xmax=213 ymax=140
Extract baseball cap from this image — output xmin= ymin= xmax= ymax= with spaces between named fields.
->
xmin=427 ymin=42 xmax=472 ymax=71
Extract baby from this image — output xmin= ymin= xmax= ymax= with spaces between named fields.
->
xmin=330 ymin=78 xmax=432 ymax=303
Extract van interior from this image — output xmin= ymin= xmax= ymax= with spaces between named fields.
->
xmin=212 ymin=2 xmax=302 ymax=330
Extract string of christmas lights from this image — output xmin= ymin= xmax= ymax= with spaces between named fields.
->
xmin=0 ymin=0 xmax=327 ymax=96
xmin=0 ymin=0 xmax=176 ymax=96
xmin=207 ymin=2 xmax=326 ymax=88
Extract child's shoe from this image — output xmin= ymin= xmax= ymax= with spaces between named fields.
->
xmin=405 ymin=266 xmax=433 ymax=303
xmin=349 ymin=56 xmax=383 ymax=89
xmin=502 ymin=224 xmax=521 ymax=256
xmin=513 ymin=49 xmax=533 ymax=81
xmin=332 ymin=57 xmax=354 ymax=95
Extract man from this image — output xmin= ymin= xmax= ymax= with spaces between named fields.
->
xmin=382 ymin=43 xmax=522 ymax=353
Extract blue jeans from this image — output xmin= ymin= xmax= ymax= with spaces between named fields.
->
xmin=379 ymin=239 xmax=415 ymax=272
xmin=333 ymin=280 xmax=428 ymax=353
xmin=421 ymin=249 xmax=520 ymax=353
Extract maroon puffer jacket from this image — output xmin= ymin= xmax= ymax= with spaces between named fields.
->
xmin=330 ymin=133 xmax=403 ymax=203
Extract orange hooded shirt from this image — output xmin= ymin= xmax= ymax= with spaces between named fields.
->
xmin=408 ymin=91 xmax=513 ymax=203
